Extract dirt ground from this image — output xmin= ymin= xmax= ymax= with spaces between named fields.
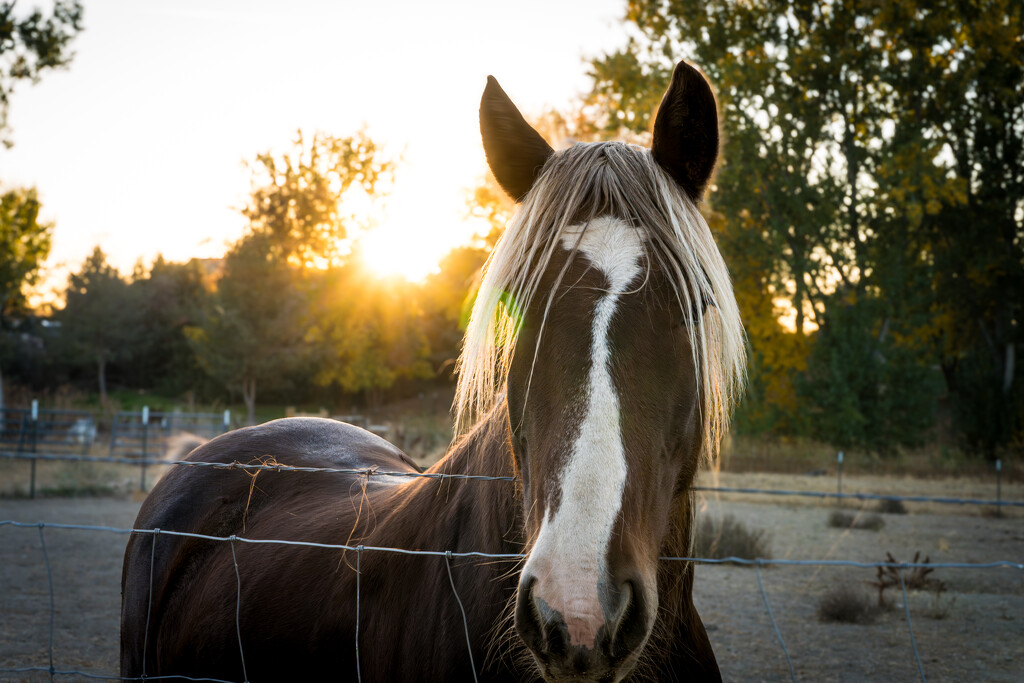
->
xmin=0 ymin=474 xmax=1021 ymax=682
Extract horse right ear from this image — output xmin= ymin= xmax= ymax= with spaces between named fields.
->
xmin=480 ymin=76 xmax=554 ymax=203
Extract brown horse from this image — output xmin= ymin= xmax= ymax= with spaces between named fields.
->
xmin=121 ymin=60 xmax=745 ymax=682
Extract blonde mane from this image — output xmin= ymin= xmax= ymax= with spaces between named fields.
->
xmin=455 ymin=141 xmax=745 ymax=464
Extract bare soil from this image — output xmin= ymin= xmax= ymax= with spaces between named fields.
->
xmin=0 ymin=474 xmax=1021 ymax=682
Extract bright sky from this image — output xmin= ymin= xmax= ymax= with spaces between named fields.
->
xmin=4 ymin=0 xmax=627 ymax=297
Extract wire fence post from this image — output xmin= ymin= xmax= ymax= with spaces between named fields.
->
xmin=995 ymin=459 xmax=1002 ymax=511
xmin=223 ymin=409 xmax=231 ymax=434
xmin=139 ymin=406 xmax=149 ymax=493
xmin=836 ymin=450 xmax=843 ymax=504
xmin=29 ymin=400 xmax=39 ymax=499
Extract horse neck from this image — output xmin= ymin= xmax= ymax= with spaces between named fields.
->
xmin=380 ymin=400 xmax=522 ymax=556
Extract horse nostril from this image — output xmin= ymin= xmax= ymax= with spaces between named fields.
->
xmin=608 ymin=580 xmax=649 ymax=662
xmin=514 ymin=577 xmax=545 ymax=654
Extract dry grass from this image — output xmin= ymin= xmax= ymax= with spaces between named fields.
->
xmin=694 ymin=514 xmax=770 ymax=563
xmin=818 ymin=584 xmax=879 ymax=624
xmin=828 ymin=510 xmax=885 ymax=531
xmin=876 ymin=497 xmax=908 ymax=514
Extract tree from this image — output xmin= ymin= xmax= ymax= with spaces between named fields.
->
xmin=56 ymin=247 xmax=140 ymax=405
xmin=123 ymin=256 xmax=208 ymax=394
xmin=186 ymin=234 xmax=307 ymax=425
xmin=0 ymin=1 xmax=83 ymax=145
xmin=586 ymin=0 xmax=1023 ymax=453
xmin=307 ymin=260 xmax=433 ymax=410
xmin=242 ymin=129 xmax=393 ymax=265
xmin=188 ymin=130 xmax=393 ymax=422
xmin=0 ymin=186 xmax=52 ymax=413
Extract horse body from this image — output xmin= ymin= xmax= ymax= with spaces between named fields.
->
xmin=121 ymin=415 xmax=524 ymax=681
xmin=122 ymin=60 xmax=742 ymax=682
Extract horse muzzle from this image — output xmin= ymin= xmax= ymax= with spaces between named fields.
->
xmin=515 ymin=574 xmax=653 ymax=682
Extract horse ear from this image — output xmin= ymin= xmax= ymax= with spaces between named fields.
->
xmin=651 ymin=61 xmax=719 ymax=202
xmin=480 ymin=76 xmax=554 ymax=202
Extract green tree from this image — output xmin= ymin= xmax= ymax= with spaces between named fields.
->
xmin=0 ymin=186 xmax=52 ymax=413
xmin=55 ymin=247 xmax=140 ymax=405
xmin=243 ymin=129 xmax=393 ymax=264
xmin=308 ymin=259 xmax=432 ymax=410
xmin=188 ymin=130 xmax=393 ymax=421
xmin=0 ymin=1 xmax=83 ymax=144
xmin=123 ymin=256 xmax=208 ymax=394
xmin=586 ymin=0 xmax=1022 ymax=453
xmin=186 ymin=234 xmax=307 ymax=425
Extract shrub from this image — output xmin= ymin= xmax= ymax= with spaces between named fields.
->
xmin=828 ymin=510 xmax=885 ymax=531
xmin=694 ymin=514 xmax=770 ymax=563
xmin=818 ymin=585 xmax=878 ymax=624
xmin=876 ymin=497 xmax=907 ymax=514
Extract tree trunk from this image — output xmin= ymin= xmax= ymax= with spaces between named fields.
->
xmin=241 ymin=378 xmax=256 ymax=426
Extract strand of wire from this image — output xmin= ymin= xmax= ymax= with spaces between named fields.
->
xmin=755 ymin=561 xmax=796 ymax=683
xmin=4 ymin=519 xmax=1023 ymax=571
xmin=37 ymin=525 xmax=55 ymax=683
xmin=445 ymin=551 xmax=479 ymax=683
xmin=0 ymin=451 xmax=517 ymax=482
xmin=142 ymin=530 xmax=158 ymax=679
xmin=899 ymin=569 xmax=927 ymax=683
xmin=228 ymin=537 xmax=249 ymax=683
xmin=0 ymin=668 xmax=236 ymax=682
xmin=355 ymin=546 xmax=362 ymax=683
xmin=3 ymin=452 xmax=1018 ymax=506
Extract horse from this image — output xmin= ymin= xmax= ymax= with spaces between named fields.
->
xmin=120 ymin=60 xmax=745 ymax=682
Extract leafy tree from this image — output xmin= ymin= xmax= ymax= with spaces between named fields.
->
xmin=308 ymin=259 xmax=432 ymax=411
xmin=123 ymin=256 xmax=208 ymax=394
xmin=186 ymin=234 xmax=307 ymax=425
xmin=55 ymin=247 xmax=140 ymax=405
xmin=243 ymin=129 xmax=393 ymax=265
xmin=188 ymin=130 xmax=393 ymax=421
xmin=0 ymin=186 xmax=52 ymax=412
xmin=0 ymin=1 xmax=83 ymax=144
xmin=586 ymin=0 xmax=1023 ymax=453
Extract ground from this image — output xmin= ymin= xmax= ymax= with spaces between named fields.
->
xmin=0 ymin=473 xmax=1021 ymax=682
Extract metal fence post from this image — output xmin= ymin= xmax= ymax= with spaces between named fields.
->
xmin=29 ymin=400 xmax=39 ymax=499
xmin=995 ymin=459 xmax=1002 ymax=511
xmin=836 ymin=451 xmax=843 ymax=503
xmin=223 ymin=410 xmax=231 ymax=434
xmin=140 ymin=406 xmax=150 ymax=493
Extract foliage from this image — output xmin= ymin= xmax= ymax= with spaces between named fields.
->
xmin=817 ymin=584 xmax=878 ymax=624
xmin=307 ymin=260 xmax=433 ymax=410
xmin=242 ymin=129 xmax=393 ymax=265
xmin=827 ymin=510 xmax=884 ymax=532
xmin=185 ymin=233 xmax=309 ymax=425
xmin=0 ymin=186 xmax=51 ymax=318
xmin=585 ymin=0 xmax=1023 ymax=455
xmin=693 ymin=514 xmax=770 ymax=563
xmin=54 ymin=247 xmax=139 ymax=404
xmin=0 ymin=0 xmax=83 ymax=144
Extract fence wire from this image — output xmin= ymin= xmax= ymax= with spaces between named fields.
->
xmin=1 ymin=450 xmax=1019 ymax=508
xmin=2 ymin=518 xmax=1022 ymax=682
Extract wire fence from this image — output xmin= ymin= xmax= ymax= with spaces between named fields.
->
xmin=1 ymin=517 xmax=1022 ymax=683
xmin=1 ymin=450 xmax=1019 ymax=510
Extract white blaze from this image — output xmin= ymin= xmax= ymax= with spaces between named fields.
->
xmin=523 ymin=216 xmax=643 ymax=648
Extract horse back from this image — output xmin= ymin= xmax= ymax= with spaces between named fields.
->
xmin=120 ymin=417 xmax=417 ymax=678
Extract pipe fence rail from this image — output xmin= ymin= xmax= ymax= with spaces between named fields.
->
xmin=1 ymin=518 xmax=1022 ymax=683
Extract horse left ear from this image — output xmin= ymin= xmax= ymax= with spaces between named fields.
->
xmin=651 ymin=61 xmax=719 ymax=202
xmin=480 ymin=76 xmax=554 ymax=202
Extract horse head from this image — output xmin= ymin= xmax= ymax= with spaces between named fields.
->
xmin=461 ymin=62 xmax=744 ymax=682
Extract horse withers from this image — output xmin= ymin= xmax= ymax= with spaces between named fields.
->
xmin=120 ymin=60 xmax=744 ymax=682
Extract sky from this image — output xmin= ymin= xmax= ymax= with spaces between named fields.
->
xmin=4 ymin=0 xmax=628 ymax=298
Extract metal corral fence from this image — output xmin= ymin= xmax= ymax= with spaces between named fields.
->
xmin=0 ymin=460 xmax=1022 ymax=682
